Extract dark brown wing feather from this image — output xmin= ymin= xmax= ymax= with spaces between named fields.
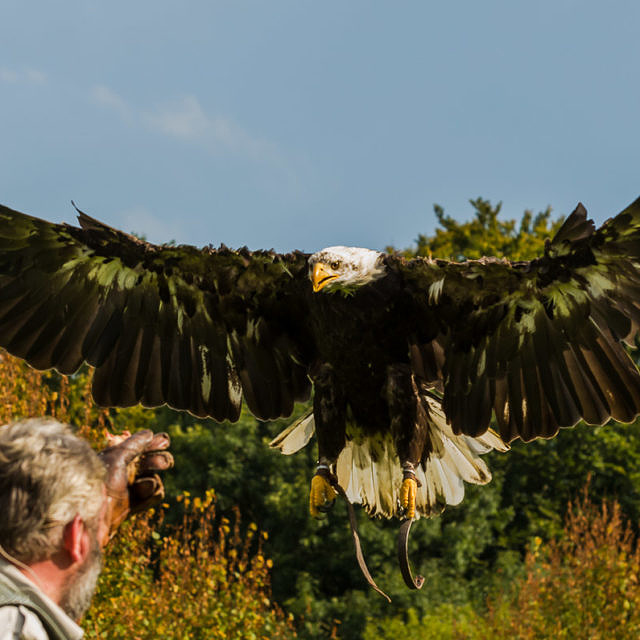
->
xmin=0 ymin=203 xmax=314 ymax=421
xmin=394 ymin=197 xmax=640 ymax=442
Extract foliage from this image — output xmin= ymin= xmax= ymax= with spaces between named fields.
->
xmin=85 ymin=491 xmax=296 ymax=639
xmin=0 ymin=351 xmax=296 ymax=640
xmin=394 ymin=197 xmax=565 ymax=261
xmin=490 ymin=486 xmax=640 ymax=638
xmin=0 ymin=349 xmax=72 ymax=425
xmin=364 ymin=487 xmax=640 ymax=639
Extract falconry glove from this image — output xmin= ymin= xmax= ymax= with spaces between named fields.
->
xmin=98 ymin=429 xmax=174 ymax=544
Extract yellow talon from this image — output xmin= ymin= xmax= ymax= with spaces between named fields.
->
xmin=400 ymin=477 xmax=417 ymax=520
xmin=309 ymin=473 xmax=337 ymax=518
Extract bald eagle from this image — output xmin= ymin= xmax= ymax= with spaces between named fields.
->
xmin=1 ymin=198 xmax=640 ymax=522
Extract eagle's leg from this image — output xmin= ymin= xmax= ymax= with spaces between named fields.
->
xmin=387 ymin=364 xmax=429 ymax=520
xmin=309 ymin=363 xmax=347 ymax=518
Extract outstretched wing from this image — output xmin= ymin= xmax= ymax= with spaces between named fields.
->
xmin=395 ymin=198 xmax=640 ymax=442
xmin=0 ymin=203 xmax=314 ymax=421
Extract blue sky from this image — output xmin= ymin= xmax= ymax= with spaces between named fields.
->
xmin=1 ymin=1 xmax=639 ymax=252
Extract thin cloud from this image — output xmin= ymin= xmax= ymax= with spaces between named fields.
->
xmin=0 ymin=66 xmax=47 ymax=85
xmin=90 ymin=85 xmax=133 ymax=123
xmin=25 ymin=68 xmax=46 ymax=85
xmin=0 ymin=68 xmax=17 ymax=83
xmin=142 ymin=95 xmax=278 ymax=162
xmin=90 ymin=85 xmax=282 ymax=164
xmin=143 ymin=95 xmax=208 ymax=140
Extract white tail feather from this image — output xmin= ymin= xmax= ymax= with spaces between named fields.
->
xmin=268 ymin=411 xmax=315 ymax=454
xmin=270 ymin=393 xmax=509 ymax=519
xmin=337 ymin=395 xmax=508 ymax=519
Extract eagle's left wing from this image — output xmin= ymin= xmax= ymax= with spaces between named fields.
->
xmin=394 ymin=197 xmax=640 ymax=443
xmin=0 ymin=203 xmax=314 ymax=421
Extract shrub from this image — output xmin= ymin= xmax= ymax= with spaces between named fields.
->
xmin=0 ymin=351 xmax=296 ymax=639
xmin=85 ymin=491 xmax=296 ymax=639
xmin=364 ymin=485 xmax=640 ymax=640
xmin=486 ymin=484 xmax=640 ymax=639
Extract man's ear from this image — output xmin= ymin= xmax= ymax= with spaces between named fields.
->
xmin=62 ymin=515 xmax=90 ymax=566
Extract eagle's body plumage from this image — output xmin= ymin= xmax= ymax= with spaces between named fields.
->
xmin=2 ymin=198 xmax=640 ymax=519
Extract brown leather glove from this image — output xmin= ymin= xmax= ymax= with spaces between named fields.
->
xmin=98 ymin=429 xmax=174 ymax=545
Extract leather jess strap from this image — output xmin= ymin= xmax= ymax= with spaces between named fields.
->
xmin=397 ymin=519 xmax=425 ymax=590
xmin=325 ymin=473 xmax=425 ymax=599
xmin=331 ymin=482 xmax=392 ymax=603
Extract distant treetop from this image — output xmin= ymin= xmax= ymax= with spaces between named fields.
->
xmin=392 ymin=198 xmax=565 ymax=262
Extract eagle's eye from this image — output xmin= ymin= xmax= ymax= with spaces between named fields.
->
xmin=330 ymin=260 xmax=340 ymax=270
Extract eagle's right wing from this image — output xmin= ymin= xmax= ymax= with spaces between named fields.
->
xmin=0 ymin=203 xmax=314 ymax=421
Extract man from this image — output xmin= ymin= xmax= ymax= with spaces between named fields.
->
xmin=0 ymin=417 xmax=173 ymax=639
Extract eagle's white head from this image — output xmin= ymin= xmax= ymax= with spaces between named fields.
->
xmin=308 ymin=246 xmax=386 ymax=294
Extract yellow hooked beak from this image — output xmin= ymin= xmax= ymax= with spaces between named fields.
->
xmin=312 ymin=263 xmax=339 ymax=292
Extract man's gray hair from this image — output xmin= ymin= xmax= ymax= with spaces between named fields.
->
xmin=0 ymin=417 xmax=106 ymax=563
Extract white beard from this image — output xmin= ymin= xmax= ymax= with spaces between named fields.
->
xmin=60 ymin=532 xmax=103 ymax=621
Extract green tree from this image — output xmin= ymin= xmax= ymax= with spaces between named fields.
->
xmin=397 ymin=197 xmax=564 ymax=261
